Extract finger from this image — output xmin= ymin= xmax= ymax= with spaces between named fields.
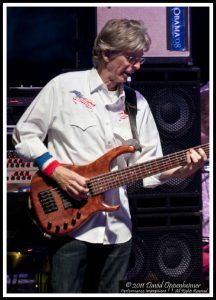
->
xmin=197 ymin=148 xmax=208 ymax=160
xmin=189 ymin=149 xmax=202 ymax=163
xmin=70 ymin=181 xmax=89 ymax=194
xmin=66 ymin=185 xmax=84 ymax=201
xmin=186 ymin=151 xmax=192 ymax=164
xmin=67 ymin=182 xmax=89 ymax=200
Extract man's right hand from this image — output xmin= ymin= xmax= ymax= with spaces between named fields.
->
xmin=50 ymin=165 xmax=89 ymax=201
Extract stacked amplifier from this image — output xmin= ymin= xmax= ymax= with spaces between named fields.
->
xmin=7 ymin=86 xmax=41 ymax=191
xmin=126 ymin=67 xmax=203 ymax=285
xmin=7 ymin=87 xmax=43 ymax=252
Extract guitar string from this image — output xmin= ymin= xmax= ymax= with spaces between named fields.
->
xmin=87 ymin=144 xmax=209 ymax=196
xmin=41 ymin=144 xmax=209 ymax=197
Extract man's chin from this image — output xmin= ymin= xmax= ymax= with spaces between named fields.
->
xmin=121 ymin=73 xmax=128 ymax=82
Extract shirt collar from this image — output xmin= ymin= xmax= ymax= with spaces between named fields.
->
xmin=88 ymin=68 xmax=125 ymax=98
xmin=89 ymin=68 xmax=105 ymax=94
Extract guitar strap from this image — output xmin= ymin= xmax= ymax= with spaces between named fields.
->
xmin=124 ymin=85 xmax=142 ymax=152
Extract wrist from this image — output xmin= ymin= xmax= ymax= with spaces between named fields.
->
xmin=34 ymin=152 xmax=61 ymax=177
xmin=42 ymin=160 xmax=61 ymax=177
xmin=34 ymin=152 xmax=53 ymax=168
xmin=177 ymin=166 xmax=186 ymax=177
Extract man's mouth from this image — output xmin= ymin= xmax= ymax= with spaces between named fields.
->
xmin=122 ymin=72 xmax=131 ymax=79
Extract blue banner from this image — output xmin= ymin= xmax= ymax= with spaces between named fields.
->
xmin=167 ymin=7 xmax=188 ymax=51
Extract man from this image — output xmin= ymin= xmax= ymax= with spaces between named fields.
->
xmin=12 ymin=19 xmax=207 ymax=293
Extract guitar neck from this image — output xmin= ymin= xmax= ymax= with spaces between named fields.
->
xmin=88 ymin=143 xmax=209 ymax=196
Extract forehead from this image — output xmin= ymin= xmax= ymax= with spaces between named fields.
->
xmin=124 ymin=49 xmax=144 ymax=56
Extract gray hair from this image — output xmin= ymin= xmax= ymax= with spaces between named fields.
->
xmin=93 ymin=19 xmax=151 ymax=67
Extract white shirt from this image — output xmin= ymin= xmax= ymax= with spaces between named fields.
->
xmin=12 ymin=68 xmax=163 ymax=244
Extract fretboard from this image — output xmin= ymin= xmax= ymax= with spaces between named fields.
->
xmin=87 ymin=143 xmax=209 ymax=196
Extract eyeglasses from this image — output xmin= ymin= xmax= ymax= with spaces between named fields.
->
xmin=123 ymin=54 xmax=146 ymax=65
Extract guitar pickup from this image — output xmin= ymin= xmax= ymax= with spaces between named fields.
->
xmin=38 ymin=190 xmax=58 ymax=213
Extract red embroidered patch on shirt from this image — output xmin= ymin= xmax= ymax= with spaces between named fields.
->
xmin=118 ymin=111 xmax=128 ymax=119
xmin=72 ymin=96 xmax=96 ymax=111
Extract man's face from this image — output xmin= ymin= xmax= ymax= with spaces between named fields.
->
xmin=104 ymin=50 xmax=145 ymax=87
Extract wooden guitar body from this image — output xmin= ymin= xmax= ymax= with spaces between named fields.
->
xmin=30 ymin=145 xmax=135 ymax=236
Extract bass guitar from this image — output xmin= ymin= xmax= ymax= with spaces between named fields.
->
xmin=30 ymin=143 xmax=209 ymax=236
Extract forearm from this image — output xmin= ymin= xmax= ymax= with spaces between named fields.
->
xmin=160 ymin=147 xmax=207 ymax=181
xmin=160 ymin=166 xmax=188 ymax=180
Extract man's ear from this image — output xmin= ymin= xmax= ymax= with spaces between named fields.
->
xmin=102 ymin=50 xmax=110 ymax=62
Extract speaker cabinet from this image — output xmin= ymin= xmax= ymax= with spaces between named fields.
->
xmin=128 ymin=67 xmax=202 ymax=212
xmin=126 ymin=68 xmax=203 ymax=287
xmin=127 ymin=212 xmax=202 ymax=284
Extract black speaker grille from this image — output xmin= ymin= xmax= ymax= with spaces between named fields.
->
xmin=132 ymin=82 xmax=200 ymax=146
xmin=149 ymin=86 xmax=196 ymax=139
xmin=127 ymin=227 xmax=202 ymax=284
xmin=126 ymin=235 xmax=149 ymax=280
xmin=152 ymin=234 xmax=194 ymax=279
